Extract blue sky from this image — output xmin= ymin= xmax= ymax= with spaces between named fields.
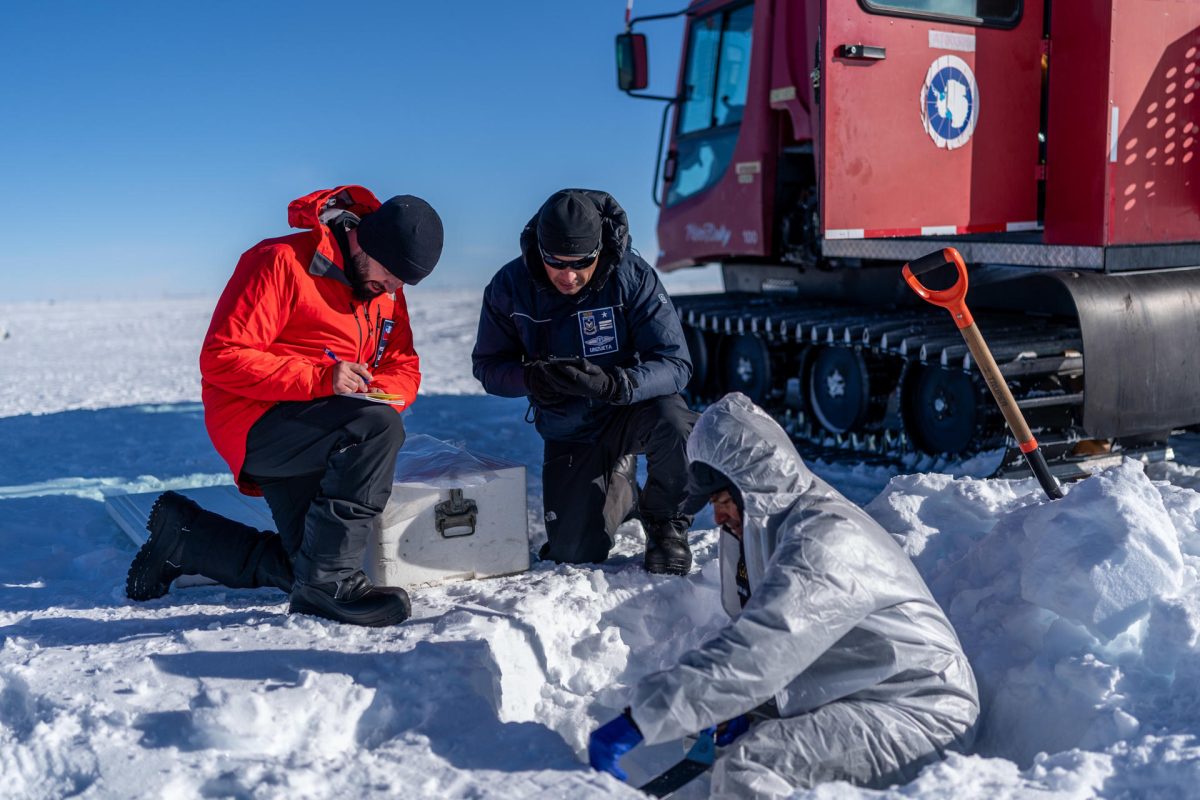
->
xmin=0 ymin=1 xmax=687 ymax=301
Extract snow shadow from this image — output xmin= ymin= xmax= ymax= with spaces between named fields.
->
xmin=0 ymin=395 xmax=541 ymax=493
xmin=0 ymin=402 xmax=221 ymax=485
xmin=0 ymin=494 xmax=142 ymax=613
xmin=146 ymin=641 xmax=580 ymax=772
xmin=0 ymin=608 xmax=282 ymax=649
xmin=0 ymin=404 xmax=232 ymax=612
xmin=0 ymin=396 xmax=544 ymax=613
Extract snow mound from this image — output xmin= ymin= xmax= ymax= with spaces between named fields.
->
xmin=871 ymin=459 xmax=1200 ymax=768
xmin=189 ymin=671 xmax=374 ymax=756
xmin=1018 ymin=461 xmax=1183 ymax=637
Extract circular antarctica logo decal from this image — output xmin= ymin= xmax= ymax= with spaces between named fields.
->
xmin=921 ymin=55 xmax=979 ymax=150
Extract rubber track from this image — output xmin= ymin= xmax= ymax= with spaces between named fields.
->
xmin=674 ymin=292 xmax=1087 ymax=466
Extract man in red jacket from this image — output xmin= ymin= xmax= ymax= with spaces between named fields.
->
xmin=125 ymin=186 xmax=443 ymax=627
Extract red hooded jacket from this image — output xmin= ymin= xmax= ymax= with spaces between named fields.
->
xmin=200 ymin=186 xmax=420 ymax=494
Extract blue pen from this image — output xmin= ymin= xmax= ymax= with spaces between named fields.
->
xmin=325 ymin=347 xmax=372 ymax=391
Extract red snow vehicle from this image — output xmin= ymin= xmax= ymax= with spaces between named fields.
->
xmin=617 ymin=0 xmax=1200 ymax=475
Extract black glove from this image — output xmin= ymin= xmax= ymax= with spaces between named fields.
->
xmin=545 ymin=358 xmax=632 ymax=404
xmin=524 ymin=361 xmax=568 ymax=405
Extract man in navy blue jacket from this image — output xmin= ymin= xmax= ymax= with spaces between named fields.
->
xmin=472 ymin=189 xmax=696 ymax=573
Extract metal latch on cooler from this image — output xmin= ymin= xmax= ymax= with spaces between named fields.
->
xmin=435 ymin=489 xmax=478 ymax=538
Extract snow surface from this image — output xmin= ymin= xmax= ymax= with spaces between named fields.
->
xmin=4 ymin=288 xmax=1200 ymax=798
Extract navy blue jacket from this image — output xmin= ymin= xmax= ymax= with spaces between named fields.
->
xmin=472 ymin=191 xmax=692 ymax=443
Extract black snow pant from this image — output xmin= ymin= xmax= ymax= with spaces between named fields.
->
xmin=541 ymin=394 xmax=697 ymax=564
xmin=188 ymin=396 xmax=406 ymax=591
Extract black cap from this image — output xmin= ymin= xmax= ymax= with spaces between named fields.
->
xmin=537 ymin=190 xmax=602 ymax=256
xmin=682 ymin=461 xmax=738 ymax=514
xmin=356 ymin=195 xmax=444 ymax=285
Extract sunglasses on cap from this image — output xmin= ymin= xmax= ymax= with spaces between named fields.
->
xmin=540 ymin=245 xmax=600 ymax=271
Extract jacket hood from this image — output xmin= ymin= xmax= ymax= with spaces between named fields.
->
xmin=519 ymin=189 xmax=631 ymax=293
xmin=288 ymin=185 xmax=382 ymax=230
xmin=287 ymin=186 xmax=383 ymax=280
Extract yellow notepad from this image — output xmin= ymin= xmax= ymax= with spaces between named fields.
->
xmin=354 ymin=392 xmax=406 ymax=406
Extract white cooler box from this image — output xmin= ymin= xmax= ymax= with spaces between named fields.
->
xmin=105 ymin=434 xmax=529 ymax=590
xmin=370 ymin=434 xmax=529 ymax=587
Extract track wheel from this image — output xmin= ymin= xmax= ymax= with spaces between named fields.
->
xmin=719 ymin=334 xmax=772 ymax=404
xmin=808 ymin=347 xmax=870 ymax=434
xmin=683 ymin=325 xmax=709 ymax=398
xmin=902 ymin=365 xmax=979 ymax=455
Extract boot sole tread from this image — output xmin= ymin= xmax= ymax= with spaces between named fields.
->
xmin=124 ymin=492 xmax=194 ymax=601
xmin=288 ymin=596 xmax=411 ymax=627
xmin=644 ymin=560 xmax=693 ymax=575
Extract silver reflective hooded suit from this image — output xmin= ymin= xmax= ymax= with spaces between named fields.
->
xmin=629 ymin=394 xmax=979 ymax=797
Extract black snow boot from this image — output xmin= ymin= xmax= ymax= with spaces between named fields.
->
xmin=289 ymin=570 xmax=411 ymax=627
xmin=126 ymin=491 xmax=200 ymax=601
xmin=600 ymin=453 xmax=642 ymax=543
xmin=643 ymin=521 xmax=692 ymax=576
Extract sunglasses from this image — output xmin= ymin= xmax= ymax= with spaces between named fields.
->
xmin=540 ymin=245 xmax=600 ymax=271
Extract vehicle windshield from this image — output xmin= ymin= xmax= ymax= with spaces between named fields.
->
xmin=862 ymin=0 xmax=1020 ymax=27
xmin=667 ymin=3 xmax=754 ymax=207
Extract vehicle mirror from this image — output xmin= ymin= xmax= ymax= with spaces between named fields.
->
xmin=616 ymin=33 xmax=649 ymax=92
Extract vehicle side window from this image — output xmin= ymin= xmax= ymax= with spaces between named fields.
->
xmin=669 ymin=3 xmax=755 ymax=206
xmin=668 ymin=131 xmax=740 ymax=206
xmin=861 ymin=0 xmax=1020 ymax=27
xmin=714 ymin=7 xmax=752 ymax=126
xmin=678 ymin=16 xmax=722 ymax=135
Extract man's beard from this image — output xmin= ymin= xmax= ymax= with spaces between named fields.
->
xmin=346 ymin=251 xmax=383 ymax=302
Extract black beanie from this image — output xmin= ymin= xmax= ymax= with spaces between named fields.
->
xmin=537 ymin=190 xmax=602 ymax=256
xmin=356 ymin=195 xmax=444 ymax=285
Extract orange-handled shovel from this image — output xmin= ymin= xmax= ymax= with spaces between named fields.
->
xmin=903 ymin=247 xmax=1063 ymax=500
